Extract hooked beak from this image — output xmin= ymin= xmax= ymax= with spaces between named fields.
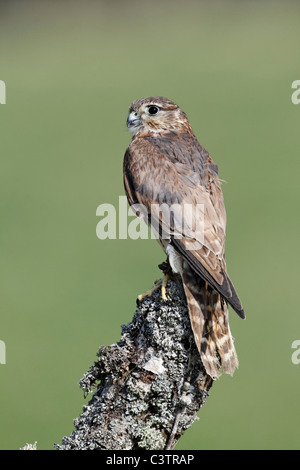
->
xmin=127 ymin=111 xmax=141 ymax=129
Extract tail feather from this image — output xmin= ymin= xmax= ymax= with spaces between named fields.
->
xmin=182 ymin=272 xmax=238 ymax=378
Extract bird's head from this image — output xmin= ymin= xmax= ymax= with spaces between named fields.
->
xmin=126 ymin=96 xmax=191 ymax=136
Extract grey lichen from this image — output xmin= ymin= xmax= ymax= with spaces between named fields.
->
xmin=20 ymin=442 xmax=37 ymax=450
xmin=134 ymin=421 xmax=165 ymax=450
xmin=55 ymin=277 xmax=213 ymax=450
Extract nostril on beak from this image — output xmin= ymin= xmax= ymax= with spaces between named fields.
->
xmin=127 ymin=112 xmax=141 ymax=128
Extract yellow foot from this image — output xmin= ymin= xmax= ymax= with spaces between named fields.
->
xmin=161 ymin=273 xmax=170 ymax=301
xmin=137 ymin=274 xmax=171 ymax=303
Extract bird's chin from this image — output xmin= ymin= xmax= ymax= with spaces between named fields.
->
xmin=127 ymin=123 xmax=142 ymax=136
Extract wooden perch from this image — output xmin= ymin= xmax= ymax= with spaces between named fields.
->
xmin=55 ymin=272 xmax=214 ymax=450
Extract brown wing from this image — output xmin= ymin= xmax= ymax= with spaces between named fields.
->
xmin=123 ymin=131 xmax=244 ymax=318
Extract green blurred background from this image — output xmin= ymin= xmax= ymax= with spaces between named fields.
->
xmin=0 ymin=0 xmax=299 ymax=450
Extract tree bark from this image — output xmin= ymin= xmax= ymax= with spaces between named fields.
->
xmin=55 ymin=273 xmax=213 ymax=450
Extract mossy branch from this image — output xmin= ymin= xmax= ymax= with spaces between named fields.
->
xmin=55 ymin=273 xmax=213 ymax=450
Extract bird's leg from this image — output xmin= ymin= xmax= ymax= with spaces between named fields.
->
xmin=161 ymin=272 xmax=171 ymax=301
xmin=137 ymin=259 xmax=172 ymax=303
xmin=137 ymin=278 xmax=164 ymax=303
xmin=158 ymin=258 xmax=172 ymax=301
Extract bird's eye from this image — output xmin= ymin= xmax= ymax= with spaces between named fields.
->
xmin=148 ymin=105 xmax=159 ymax=115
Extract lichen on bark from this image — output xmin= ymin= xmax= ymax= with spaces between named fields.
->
xmin=55 ymin=276 xmax=213 ymax=450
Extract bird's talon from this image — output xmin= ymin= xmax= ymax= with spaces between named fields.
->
xmin=161 ymin=273 xmax=171 ymax=301
xmin=137 ymin=273 xmax=170 ymax=303
xmin=161 ymin=287 xmax=169 ymax=302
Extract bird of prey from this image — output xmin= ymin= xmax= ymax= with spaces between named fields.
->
xmin=123 ymin=96 xmax=245 ymax=378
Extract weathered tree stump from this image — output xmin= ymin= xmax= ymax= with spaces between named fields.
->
xmin=56 ymin=276 xmax=213 ymax=450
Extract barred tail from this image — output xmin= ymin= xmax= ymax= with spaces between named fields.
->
xmin=182 ymin=272 xmax=238 ymax=378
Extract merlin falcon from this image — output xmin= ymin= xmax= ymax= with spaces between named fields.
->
xmin=123 ymin=96 xmax=245 ymax=378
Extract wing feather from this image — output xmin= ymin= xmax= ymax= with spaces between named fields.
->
xmin=123 ymin=132 xmax=245 ymax=318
